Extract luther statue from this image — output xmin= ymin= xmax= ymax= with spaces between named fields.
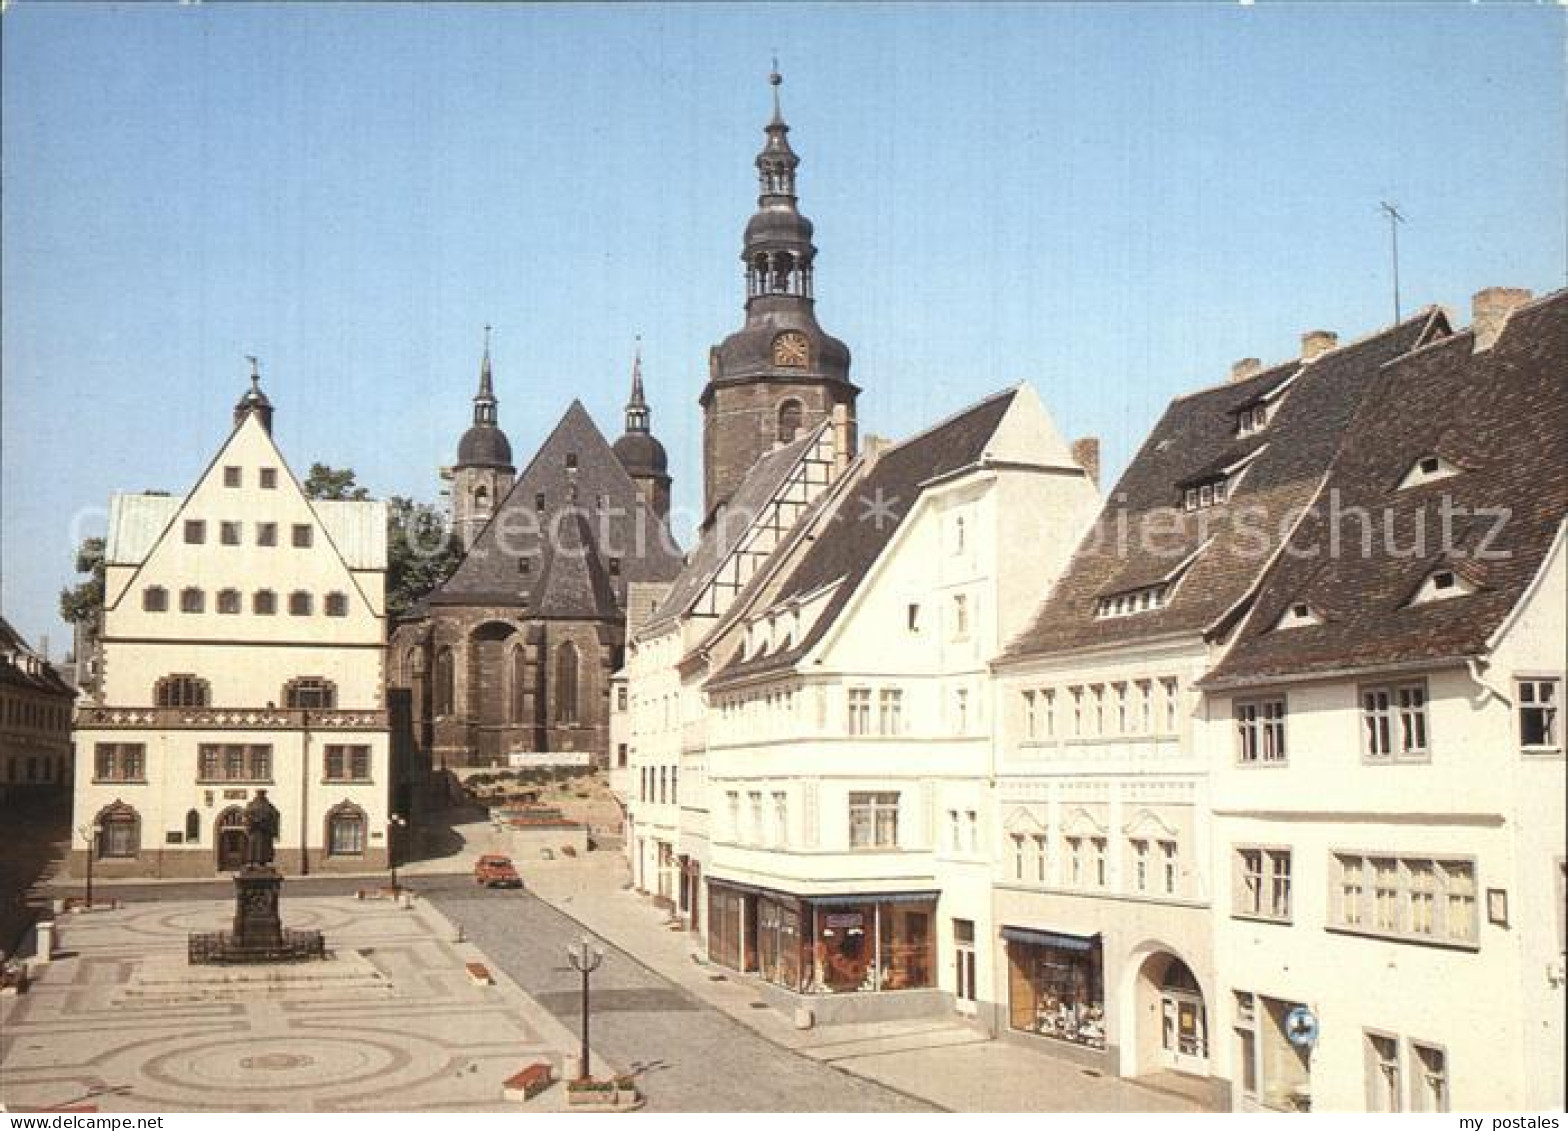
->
xmin=243 ymin=790 xmax=281 ymax=868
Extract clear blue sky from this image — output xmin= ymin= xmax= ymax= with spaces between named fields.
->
xmin=3 ymin=2 xmax=1563 ymax=653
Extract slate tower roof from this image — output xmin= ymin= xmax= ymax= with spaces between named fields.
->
xmin=455 ymin=332 xmax=515 ymax=471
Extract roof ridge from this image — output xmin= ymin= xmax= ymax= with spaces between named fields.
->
xmin=875 ymin=384 xmax=1019 ymax=456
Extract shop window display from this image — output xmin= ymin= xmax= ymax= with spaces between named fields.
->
xmin=1006 ymin=936 xmax=1106 ymax=1049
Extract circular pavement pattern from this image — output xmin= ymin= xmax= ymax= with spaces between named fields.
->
xmin=142 ymin=1035 xmax=413 ymax=1093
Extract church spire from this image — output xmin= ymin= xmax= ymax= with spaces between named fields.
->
xmin=744 ymin=63 xmax=814 ymax=305
xmin=474 ymin=324 xmax=497 ymax=426
xmin=233 ymin=354 xmax=274 ymax=433
xmin=625 ymin=336 xmax=650 ymax=435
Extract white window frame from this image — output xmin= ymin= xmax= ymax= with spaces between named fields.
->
xmin=1361 ymin=680 xmax=1430 ymax=762
xmin=1233 ymin=845 xmax=1292 ymax=923
xmin=1517 ymin=676 xmax=1562 ymax=753
xmin=1330 ymin=851 xmax=1479 ymax=948
xmin=1235 ymin=697 xmax=1287 ymax=765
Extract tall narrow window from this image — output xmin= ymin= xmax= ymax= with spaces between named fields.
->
xmin=555 ymin=641 xmax=580 ymax=724
xmin=434 ymin=648 xmax=454 ymax=717
xmin=777 ymin=399 xmax=804 ymax=443
xmin=509 ymin=646 xmax=528 ymax=723
xmin=1518 ymin=678 xmax=1561 ymax=751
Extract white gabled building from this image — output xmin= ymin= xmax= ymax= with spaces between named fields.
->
xmin=1199 ymin=288 xmax=1567 ymax=1112
xmin=699 ymin=385 xmax=1098 ymax=1023
xmin=988 ymin=309 xmax=1450 ymax=1094
xmin=73 ymin=373 xmax=391 ymax=878
xmin=618 ymin=425 xmax=841 ymax=925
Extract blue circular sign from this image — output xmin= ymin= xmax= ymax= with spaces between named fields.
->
xmin=1285 ymin=1005 xmax=1319 ymax=1048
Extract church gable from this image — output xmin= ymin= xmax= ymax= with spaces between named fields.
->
xmin=433 ymin=400 xmax=683 ymax=614
xmin=106 ymin=412 xmax=384 ymax=641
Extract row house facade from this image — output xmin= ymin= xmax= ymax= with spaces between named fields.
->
xmin=989 ymin=307 xmax=1452 ymax=1096
xmin=0 ymin=617 xmax=75 ymax=803
xmin=72 ymin=375 xmax=392 ymax=878
xmin=1197 ymin=288 xmax=1566 ymax=1112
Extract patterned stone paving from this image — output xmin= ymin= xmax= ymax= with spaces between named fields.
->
xmin=0 ymin=895 xmax=577 ymax=1112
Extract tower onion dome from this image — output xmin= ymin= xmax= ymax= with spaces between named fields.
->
xmin=707 ymin=66 xmax=852 ymax=388
xmin=612 ymin=342 xmax=668 ymax=476
xmin=455 ymin=332 xmax=514 ymax=470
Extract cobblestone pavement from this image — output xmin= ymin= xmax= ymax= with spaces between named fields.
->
xmin=419 ymin=876 xmax=937 ymax=1112
xmin=0 ymin=894 xmax=581 ymax=1113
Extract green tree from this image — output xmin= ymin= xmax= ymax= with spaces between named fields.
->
xmin=59 ymin=536 xmax=107 ymax=627
xmin=302 ymin=463 xmax=370 ymax=501
xmin=386 ymin=495 xmax=461 ymax=620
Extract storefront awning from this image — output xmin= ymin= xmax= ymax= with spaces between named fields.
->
xmin=806 ymin=891 xmax=940 ymax=907
xmin=1000 ymin=926 xmax=1100 ymax=952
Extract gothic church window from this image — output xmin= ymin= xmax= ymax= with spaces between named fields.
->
xmin=434 ymin=648 xmax=454 ymax=717
xmin=154 ymin=674 xmax=210 ymax=708
xmin=555 ymin=641 xmax=580 ymax=725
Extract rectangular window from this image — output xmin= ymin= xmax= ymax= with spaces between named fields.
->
xmin=1133 ymin=839 xmax=1150 ymax=891
xmin=1137 ymin=680 xmax=1153 ymax=734
xmin=772 ymin=792 xmax=787 ymax=847
xmin=223 ymin=466 xmax=242 ymax=487
xmin=848 ymin=791 xmax=899 ymax=849
xmin=1011 ymin=834 xmax=1025 ymax=879
xmin=1043 ymin=689 xmax=1056 ymax=738
xmin=220 ymin=521 xmax=241 ymax=546
xmin=951 ymin=594 xmax=970 ymax=640
xmin=1373 ymin=857 xmax=1402 ymax=932
xmin=1115 ymin=683 xmax=1129 ymax=734
xmin=1236 ymin=699 xmax=1287 ymax=764
xmin=949 ymin=809 xmax=961 ymax=851
xmin=183 ymin=520 xmax=206 ymax=544
xmin=1162 ymin=840 xmax=1178 ymax=895
xmin=847 ymin=688 xmax=872 ymax=736
xmin=1367 ymin=1032 xmax=1402 ymax=1112
xmin=749 ymin=792 xmax=763 ymax=842
xmin=1090 ymin=685 xmax=1104 ymax=735
xmin=965 ymin=810 xmax=978 ymax=852
xmin=1071 ymin=686 xmax=1084 ymax=736
xmin=1234 ymin=847 xmax=1291 ymax=922
xmin=259 ymin=468 xmax=278 ymax=489
xmin=1023 ymin=690 xmax=1038 ymax=739
xmin=1363 ymin=682 xmax=1429 ymax=760
xmin=93 ymin=743 xmax=145 ymax=782
xmin=1161 ymin=677 xmax=1180 ymax=734
xmin=1411 ymin=1043 xmax=1449 ymax=1113
xmin=878 ymin=689 xmax=903 ymax=736
xmin=1032 ymin=834 xmax=1048 ymax=882
xmin=256 ymin=522 xmax=278 ymax=547
xmin=291 ymin=524 xmax=313 ymax=548
xmin=1092 ymin=836 xmax=1107 ymax=886
xmin=1332 ymin=853 xmax=1477 ymax=946
xmin=324 ymin=744 xmax=372 ymax=782
xmin=1519 ymin=678 xmax=1561 ymax=751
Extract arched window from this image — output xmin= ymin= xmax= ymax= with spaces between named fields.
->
xmin=143 ymin=586 xmax=168 ymax=612
xmin=185 ymin=809 xmax=201 ymax=843
xmin=434 ymin=647 xmax=454 ymax=717
xmin=509 ymin=645 xmax=528 ymax=723
xmin=154 ymin=673 xmax=210 ymax=708
xmin=288 ymin=590 xmax=313 ymax=616
xmin=282 ymin=676 xmax=336 ymax=710
xmin=474 ymin=485 xmax=490 ymax=513
xmin=324 ymin=592 xmax=349 ymax=617
xmin=555 ymin=641 xmax=580 ymax=725
xmin=97 ymin=802 xmax=140 ymax=859
xmin=778 ymin=399 xmax=804 ymax=444
xmin=180 ymin=587 xmax=205 ymax=614
xmin=325 ymin=802 xmax=366 ymax=857
xmin=217 ymin=588 xmax=242 ymax=615
xmin=254 ymin=589 xmax=277 ymax=616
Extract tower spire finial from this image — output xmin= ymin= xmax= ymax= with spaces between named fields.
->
xmin=245 ymin=354 xmax=261 ymax=389
xmin=625 ymin=335 xmax=650 ymax=434
xmin=769 ymin=56 xmax=783 ymax=122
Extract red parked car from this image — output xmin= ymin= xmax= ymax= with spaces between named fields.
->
xmin=473 ymin=854 xmax=523 ymax=889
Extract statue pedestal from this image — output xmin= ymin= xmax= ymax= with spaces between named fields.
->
xmin=188 ymin=866 xmax=324 ymax=965
xmin=232 ymin=867 xmax=284 ymax=950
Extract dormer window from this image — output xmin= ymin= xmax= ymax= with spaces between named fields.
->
xmin=1409 ymin=567 xmax=1479 ymax=606
xmin=1398 ymin=454 xmax=1462 ymax=490
xmin=1096 ymin=583 xmax=1169 ymax=618
xmin=1185 ymin=478 xmax=1227 ymax=511
xmin=1273 ymin=601 xmax=1323 ymax=630
xmin=1236 ymin=403 xmax=1270 ymax=437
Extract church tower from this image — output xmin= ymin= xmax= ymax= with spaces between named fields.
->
xmin=701 ymin=68 xmax=858 ymax=519
xmin=451 ymin=329 xmax=516 ymax=551
xmin=612 ymin=340 xmax=672 ymax=522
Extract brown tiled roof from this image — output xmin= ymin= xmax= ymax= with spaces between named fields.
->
xmin=428 ymin=400 xmax=683 ymax=618
xmin=709 ymin=387 xmax=1019 ymax=688
xmin=0 ymin=616 xmax=74 ymax=697
xmin=1000 ymin=309 xmax=1449 ymax=661
xmin=1203 ymin=290 xmax=1568 ymax=688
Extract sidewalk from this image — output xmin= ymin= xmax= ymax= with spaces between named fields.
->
xmin=524 ymin=851 xmax=1212 ymax=1113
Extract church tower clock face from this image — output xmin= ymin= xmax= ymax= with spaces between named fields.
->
xmin=772 ymin=331 xmax=810 ymax=368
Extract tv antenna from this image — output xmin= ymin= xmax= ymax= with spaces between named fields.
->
xmin=1378 ymin=201 xmax=1406 ymax=322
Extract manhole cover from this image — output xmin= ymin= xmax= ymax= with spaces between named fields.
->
xmin=241 ymin=1053 xmax=315 ymax=1071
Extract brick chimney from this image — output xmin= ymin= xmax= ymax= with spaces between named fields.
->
xmin=831 ymin=403 xmax=857 ymax=475
xmin=1071 ymin=437 xmax=1101 ymax=488
xmin=1230 ymin=358 xmax=1263 ymax=383
xmin=1300 ymin=330 xmax=1338 ymax=361
xmin=1472 ymin=286 xmax=1533 ymax=351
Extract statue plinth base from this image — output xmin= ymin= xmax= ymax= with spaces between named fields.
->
xmin=188 ymin=865 xmax=325 ymax=965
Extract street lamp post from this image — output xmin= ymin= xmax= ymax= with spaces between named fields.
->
xmin=387 ymin=814 xmax=407 ymax=894
xmin=75 ymin=823 xmax=101 ymax=908
xmin=565 ymin=935 xmax=604 ymax=1081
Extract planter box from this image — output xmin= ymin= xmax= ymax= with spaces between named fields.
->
xmin=565 ymin=1079 xmax=639 ymax=1108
